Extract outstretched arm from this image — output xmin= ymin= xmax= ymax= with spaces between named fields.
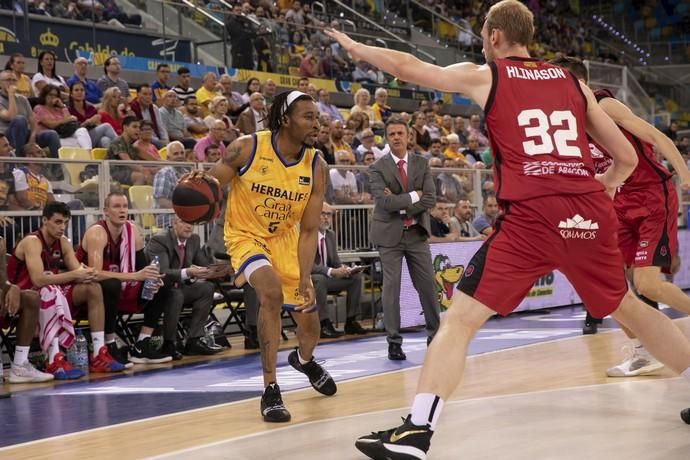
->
xmin=325 ymin=29 xmax=492 ymax=106
xmin=599 ymin=96 xmax=690 ymax=189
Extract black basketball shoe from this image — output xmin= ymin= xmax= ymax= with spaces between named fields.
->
xmin=681 ymin=408 xmax=690 ymax=424
xmin=355 ymin=415 xmax=433 ymax=460
xmin=261 ymin=383 xmax=291 ymax=423
xmin=287 ymin=348 xmax=337 ymax=396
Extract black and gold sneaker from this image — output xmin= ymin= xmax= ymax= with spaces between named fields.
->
xmin=287 ymin=348 xmax=337 ymax=396
xmin=355 ymin=415 xmax=433 ymax=460
xmin=261 ymin=383 xmax=291 ymax=423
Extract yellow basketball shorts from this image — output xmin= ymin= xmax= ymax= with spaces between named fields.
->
xmin=227 ymin=228 xmax=311 ymax=309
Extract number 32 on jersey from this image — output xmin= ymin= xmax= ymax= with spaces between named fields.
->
xmin=518 ymin=109 xmax=582 ymax=158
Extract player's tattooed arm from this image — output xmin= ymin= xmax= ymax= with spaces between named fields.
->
xmin=207 ymin=135 xmax=253 ymax=187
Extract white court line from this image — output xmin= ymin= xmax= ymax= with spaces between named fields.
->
xmin=0 ymin=327 xmax=629 ymax=453
xmin=147 ymin=376 xmax=685 ymax=459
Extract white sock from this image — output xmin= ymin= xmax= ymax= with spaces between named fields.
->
xmin=410 ymin=393 xmax=444 ymax=430
xmin=682 ymin=368 xmax=690 ymax=382
xmin=92 ymin=331 xmax=105 ymax=357
xmin=138 ymin=332 xmax=152 ymax=342
xmin=13 ymin=346 xmax=30 ymax=366
xmin=297 ymin=348 xmax=311 ymax=365
xmin=48 ymin=338 xmax=60 ymax=363
xmin=105 ymin=334 xmax=116 ymax=344
xmin=632 ymin=338 xmax=643 ymax=348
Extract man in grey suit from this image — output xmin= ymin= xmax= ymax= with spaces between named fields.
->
xmin=312 ymin=202 xmax=366 ymax=338
xmin=369 ymin=115 xmax=440 ymax=360
xmin=147 ymin=216 xmax=228 ymax=358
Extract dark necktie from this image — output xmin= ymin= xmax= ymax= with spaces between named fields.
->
xmin=397 ymin=159 xmax=413 ymax=226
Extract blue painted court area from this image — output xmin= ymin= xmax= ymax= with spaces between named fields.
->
xmin=0 ymin=305 xmax=684 ymax=447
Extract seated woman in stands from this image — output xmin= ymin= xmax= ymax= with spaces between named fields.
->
xmin=33 ymin=84 xmax=91 ymax=150
xmin=68 ymin=81 xmax=117 ymax=148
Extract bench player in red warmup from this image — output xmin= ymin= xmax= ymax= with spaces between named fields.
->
xmin=551 ymin=56 xmax=690 ymax=378
xmin=328 ymin=1 xmax=690 ymax=458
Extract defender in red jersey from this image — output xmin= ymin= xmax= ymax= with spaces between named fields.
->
xmin=553 ymin=56 xmax=690 ymax=377
xmin=77 ymin=192 xmax=168 ymax=366
xmin=9 ymin=202 xmax=125 ymax=376
xmin=0 ymin=237 xmax=53 ymax=384
xmin=328 ymin=1 xmax=690 ymax=457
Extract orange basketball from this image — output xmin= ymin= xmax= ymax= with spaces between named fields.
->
xmin=172 ymin=173 xmax=222 ymax=224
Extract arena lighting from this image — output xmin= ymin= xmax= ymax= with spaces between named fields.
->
xmin=592 ymin=14 xmax=649 ymax=65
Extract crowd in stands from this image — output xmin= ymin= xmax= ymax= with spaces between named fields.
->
xmin=2 ymin=0 xmax=142 ymax=27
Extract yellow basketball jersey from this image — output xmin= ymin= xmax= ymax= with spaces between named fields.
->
xmin=225 ymin=131 xmax=317 ymax=243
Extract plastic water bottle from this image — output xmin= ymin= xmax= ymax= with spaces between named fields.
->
xmin=141 ymin=256 xmax=160 ymax=301
xmin=74 ymin=330 xmax=89 ymax=375
xmin=375 ymin=312 xmax=385 ymax=331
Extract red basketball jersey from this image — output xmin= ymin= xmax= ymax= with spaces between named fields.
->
xmin=8 ymin=231 xmax=64 ymax=290
xmin=485 ymin=57 xmax=603 ymax=202
xmin=76 ymin=220 xmax=122 ymax=272
xmin=593 ymin=89 xmax=672 ymax=189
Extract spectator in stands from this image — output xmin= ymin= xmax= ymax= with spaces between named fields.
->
xmin=146 ymin=216 xmax=226 ymax=356
xmin=463 ymin=135 xmax=483 ymax=164
xmin=424 ymin=110 xmax=441 ymax=140
xmin=316 ymin=89 xmax=343 ymax=122
xmin=453 ymin=116 xmax=468 ymax=144
xmin=343 ymin=125 xmax=357 ymax=152
xmin=242 ymin=77 xmax=262 ymax=104
xmin=330 ymin=150 xmax=361 ymax=204
xmin=429 ymin=201 xmax=459 ymax=243
xmin=195 ymin=72 xmax=221 ymax=116
xmin=0 ymin=70 xmax=60 ymax=158
xmin=410 ymin=111 xmax=431 ymax=154
xmin=443 ymin=133 xmax=464 ymax=161
xmin=4 ymin=53 xmax=32 ymax=98
xmin=98 ymin=87 xmax=127 ymax=135
xmin=467 ymin=113 xmax=489 ymax=148
xmin=330 ymin=119 xmax=352 ymax=157
xmin=226 ymin=5 xmax=256 ymax=71
xmin=218 ymin=74 xmax=247 ymax=118
xmin=262 ymin=78 xmax=276 ymax=106
xmin=153 ymin=141 xmax=189 ymax=228
xmin=306 ymin=83 xmax=318 ymax=101
xmin=151 ymin=63 xmax=171 ymax=105
xmin=12 ymin=143 xmax=54 ymax=210
xmin=286 ymin=0 xmax=305 ymax=26
xmin=428 ymin=138 xmax=444 ymax=160
xmin=133 ymin=120 xmax=163 ymax=161
xmin=33 ymin=84 xmax=92 ymax=150
xmin=96 ymin=57 xmax=129 ymax=98
xmin=181 ymin=96 xmax=209 ymax=140
xmin=10 ymin=202 xmax=125 ymax=376
xmin=31 ymin=51 xmax=68 ymax=99
xmin=352 ymin=60 xmax=377 ymax=83
xmin=665 ymin=120 xmax=679 ymax=143
xmin=159 ymin=90 xmax=196 ymax=149
xmin=356 ymin=150 xmax=375 ymax=195
xmin=371 ymin=88 xmax=392 ymax=124
xmin=298 ymin=51 xmax=320 ymax=78
xmin=350 ymin=88 xmax=376 ymax=122
xmin=315 ymin=123 xmax=335 ymax=165
xmin=68 ymin=80 xmax=117 ymax=148
xmin=356 ymin=128 xmax=384 ymax=161
xmin=449 ymin=199 xmax=484 ymax=242
xmin=297 ymin=76 xmax=310 ymax=92
xmin=472 ymin=193 xmax=499 ymax=236
xmin=236 ymin=92 xmax=267 ymax=135
xmin=311 ymin=202 xmax=366 ymax=338
xmin=436 ymin=159 xmax=464 ymax=203
xmin=171 ymin=67 xmax=195 ymax=104
xmin=100 ymin=0 xmax=142 ymax=26
xmin=204 ymin=144 xmax=221 ymax=163
xmin=440 ymin=115 xmax=453 ymax=137
xmin=131 ymin=84 xmax=168 ymax=148
xmin=203 ymin=96 xmax=239 ymax=144
xmin=431 ymin=99 xmax=444 ymax=124
xmin=319 ymin=46 xmax=344 ymax=79
xmin=194 ymin=120 xmax=226 ymax=161
xmin=66 ymin=57 xmax=102 ymax=105
xmin=107 ymin=116 xmax=150 ymax=186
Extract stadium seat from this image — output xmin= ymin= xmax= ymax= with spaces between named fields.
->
xmin=91 ymin=148 xmax=107 ymax=160
xmin=159 ymin=147 xmax=167 ymax=160
xmin=58 ymin=147 xmax=91 ymax=186
xmin=128 ymin=185 xmax=156 ymax=229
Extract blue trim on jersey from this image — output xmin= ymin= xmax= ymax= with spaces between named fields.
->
xmin=236 ymin=253 xmax=269 ymax=278
xmin=271 ymin=132 xmax=306 ymax=167
xmin=238 ymin=133 xmax=258 ymax=176
xmin=310 ymin=152 xmax=318 ymax=193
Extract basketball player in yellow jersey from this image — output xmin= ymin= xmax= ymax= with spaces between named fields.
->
xmin=203 ymin=91 xmax=335 ymax=423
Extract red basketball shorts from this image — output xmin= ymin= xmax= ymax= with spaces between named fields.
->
xmin=615 ymin=179 xmax=678 ymax=274
xmin=458 ymin=191 xmax=627 ymax=319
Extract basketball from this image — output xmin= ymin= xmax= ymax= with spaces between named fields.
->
xmin=172 ymin=173 xmax=222 ymax=224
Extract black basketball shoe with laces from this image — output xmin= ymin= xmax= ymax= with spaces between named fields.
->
xmin=287 ymin=348 xmax=337 ymax=396
xmin=261 ymin=383 xmax=291 ymax=423
xmin=355 ymin=415 xmax=433 ymax=460
xmin=681 ymin=407 xmax=690 ymax=424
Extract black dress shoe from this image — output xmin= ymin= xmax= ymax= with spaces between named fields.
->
xmin=320 ymin=326 xmax=344 ymax=339
xmin=582 ymin=320 xmax=598 ymax=335
xmin=388 ymin=343 xmax=406 ymax=361
xmin=244 ymin=333 xmax=260 ymax=350
xmin=344 ymin=320 xmax=367 ymax=335
xmin=184 ymin=337 xmax=221 ymax=355
xmin=161 ymin=341 xmax=183 ymax=361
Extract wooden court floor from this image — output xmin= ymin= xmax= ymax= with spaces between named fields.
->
xmin=1 ymin=318 xmax=689 ymax=460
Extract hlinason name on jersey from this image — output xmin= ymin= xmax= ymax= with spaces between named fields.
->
xmin=506 ymin=66 xmax=567 ymax=80
xmin=250 ymin=183 xmax=309 ymax=202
